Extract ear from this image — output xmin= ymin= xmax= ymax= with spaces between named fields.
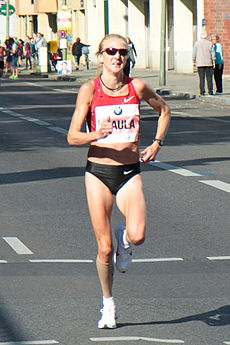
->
xmin=98 ymin=54 xmax=104 ymax=64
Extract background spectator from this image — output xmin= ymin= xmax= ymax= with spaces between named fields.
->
xmin=192 ymin=31 xmax=216 ymax=96
xmin=211 ymin=34 xmax=224 ymax=94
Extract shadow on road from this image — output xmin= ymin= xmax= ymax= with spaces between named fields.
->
xmin=0 ymin=167 xmax=85 ymax=185
xmin=118 ymin=305 xmax=230 ymax=328
xmin=0 ymin=300 xmax=26 ymax=341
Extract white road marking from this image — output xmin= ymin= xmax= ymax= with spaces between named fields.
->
xmin=172 ymin=111 xmax=230 ymax=124
xmin=47 ymin=126 xmax=68 ymax=135
xmin=207 ymin=256 xmax=230 ymax=261
xmin=89 ymin=336 xmax=184 ymax=343
xmin=132 ymin=258 xmax=184 ymax=262
xmin=199 ymin=180 xmax=230 ymax=193
xmin=29 ymin=259 xmax=94 ymax=263
xmin=3 ymin=237 xmax=34 ymax=255
xmin=203 ymin=117 xmax=230 ymax=124
xmin=0 ymin=91 xmax=66 ymax=95
xmin=0 ymin=341 xmax=58 ymax=344
xmin=149 ymin=160 xmax=202 ymax=177
xmin=0 ymin=108 xmax=66 ymax=136
xmin=52 ymin=88 xmax=76 ymax=93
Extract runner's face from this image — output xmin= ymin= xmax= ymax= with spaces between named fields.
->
xmin=100 ymin=38 xmax=128 ymax=74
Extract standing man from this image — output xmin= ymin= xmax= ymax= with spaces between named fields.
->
xmin=72 ymin=37 xmax=89 ymax=70
xmin=211 ymin=34 xmax=224 ymax=94
xmin=192 ymin=31 xmax=216 ymax=96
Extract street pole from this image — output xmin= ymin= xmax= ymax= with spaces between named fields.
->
xmin=6 ymin=0 xmax=10 ymax=39
xmin=159 ymin=0 xmax=166 ymax=86
xmin=62 ymin=0 xmax=67 ymax=60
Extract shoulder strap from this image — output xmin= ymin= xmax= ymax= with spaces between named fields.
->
xmin=125 ymin=76 xmax=141 ymax=102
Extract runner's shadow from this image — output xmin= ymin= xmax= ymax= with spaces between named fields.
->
xmin=117 ymin=305 xmax=230 ymax=328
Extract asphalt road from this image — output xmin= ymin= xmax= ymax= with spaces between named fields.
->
xmin=0 ymin=75 xmax=230 ymax=345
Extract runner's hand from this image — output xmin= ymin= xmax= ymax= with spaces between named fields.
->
xmin=97 ymin=116 xmax=113 ymax=139
xmin=141 ymin=142 xmax=161 ymax=163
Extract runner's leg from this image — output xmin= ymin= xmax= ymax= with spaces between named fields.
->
xmin=116 ymin=174 xmax=146 ymax=246
xmin=85 ymin=172 xmax=114 ymax=297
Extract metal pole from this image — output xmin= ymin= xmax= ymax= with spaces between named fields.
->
xmin=6 ymin=0 xmax=10 ymax=39
xmin=159 ymin=0 xmax=166 ymax=86
xmin=63 ymin=0 xmax=67 ymax=60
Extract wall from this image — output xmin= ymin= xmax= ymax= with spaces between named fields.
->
xmin=174 ymin=0 xmax=193 ymax=73
xmin=149 ymin=0 xmax=161 ymax=70
xmin=128 ymin=0 xmax=146 ymax=67
xmin=204 ymin=0 xmax=230 ymax=74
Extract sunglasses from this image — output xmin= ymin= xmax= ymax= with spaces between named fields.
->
xmin=102 ymin=48 xmax=129 ymax=56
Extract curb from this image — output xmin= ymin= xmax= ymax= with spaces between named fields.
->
xmin=156 ymin=88 xmax=196 ymax=100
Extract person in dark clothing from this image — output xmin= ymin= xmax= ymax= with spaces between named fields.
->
xmin=72 ymin=37 xmax=89 ymax=70
xmin=123 ymin=38 xmax=137 ymax=77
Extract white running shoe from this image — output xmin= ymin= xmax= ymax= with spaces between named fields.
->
xmin=98 ymin=304 xmax=117 ymax=329
xmin=114 ymin=226 xmax=132 ymax=273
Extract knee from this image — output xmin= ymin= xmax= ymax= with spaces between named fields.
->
xmin=98 ymin=241 xmax=114 ymax=263
xmin=127 ymin=225 xmax=145 ymax=246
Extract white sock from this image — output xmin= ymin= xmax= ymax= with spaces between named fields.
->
xmin=103 ymin=296 xmax=114 ymax=306
xmin=122 ymin=229 xmax=130 ymax=248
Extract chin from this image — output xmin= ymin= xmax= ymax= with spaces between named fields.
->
xmin=111 ymin=65 xmax=123 ymax=72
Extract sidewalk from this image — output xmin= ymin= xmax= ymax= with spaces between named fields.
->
xmin=13 ymin=65 xmax=230 ymax=106
xmin=132 ymin=68 xmax=230 ymax=106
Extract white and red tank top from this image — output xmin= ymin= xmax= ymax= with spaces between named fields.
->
xmin=86 ymin=76 xmax=141 ymax=144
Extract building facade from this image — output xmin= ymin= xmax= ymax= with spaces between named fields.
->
xmin=1 ymin=0 xmax=229 ymax=74
xmin=203 ymin=0 xmax=230 ymax=74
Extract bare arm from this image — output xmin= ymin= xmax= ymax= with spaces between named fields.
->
xmin=133 ymin=79 xmax=171 ymax=162
xmin=67 ymin=82 xmax=113 ymax=146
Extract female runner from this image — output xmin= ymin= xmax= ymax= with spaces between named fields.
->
xmin=68 ymin=33 xmax=171 ymax=329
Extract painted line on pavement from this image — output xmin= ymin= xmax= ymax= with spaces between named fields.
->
xmin=52 ymin=88 xmax=76 ymax=93
xmin=3 ymin=237 xmax=34 ymax=255
xmin=47 ymin=126 xmax=68 ymax=135
xmin=199 ymin=180 xmax=230 ymax=193
xmin=0 ymin=108 xmax=67 ymax=136
xmin=207 ymin=256 xmax=230 ymax=261
xmin=0 ymin=91 xmax=71 ymax=95
xmin=0 ymin=341 xmax=58 ymax=345
xmin=29 ymin=259 xmax=94 ymax=263
xmin=149 ymin=160 xmax=202 ymax=177
xmin=29 ymin=258 xmax=182 ymax=264
xmin=89 ymin=336 xmax=184 ymax=343
xmin=132 ymin=257 xmax=184 ymax=262
xmin=148 ymin=161 xmax=230 ymax=194
xmin=202 ymin=117 xmax=230 ymax=124
xmin=172 ymin=111 xmax=230 ymax=124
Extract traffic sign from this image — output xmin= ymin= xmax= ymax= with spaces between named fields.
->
xmin=0 ymin=4 xmax=15 ymax=16
xmin=60 ymin=30 xmax=66 ymax=39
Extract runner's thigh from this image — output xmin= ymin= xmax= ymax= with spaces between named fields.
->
xmin=85 ymin=172 xmax=114 ymax=243
xmin=116 ymin=174 xmax=146 ymax=243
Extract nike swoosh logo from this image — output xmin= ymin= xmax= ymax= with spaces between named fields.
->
xmin=124 ymin=170 xmax=134 ymax=175
xmin=124 ymin=96 xmax=135 ymax=103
